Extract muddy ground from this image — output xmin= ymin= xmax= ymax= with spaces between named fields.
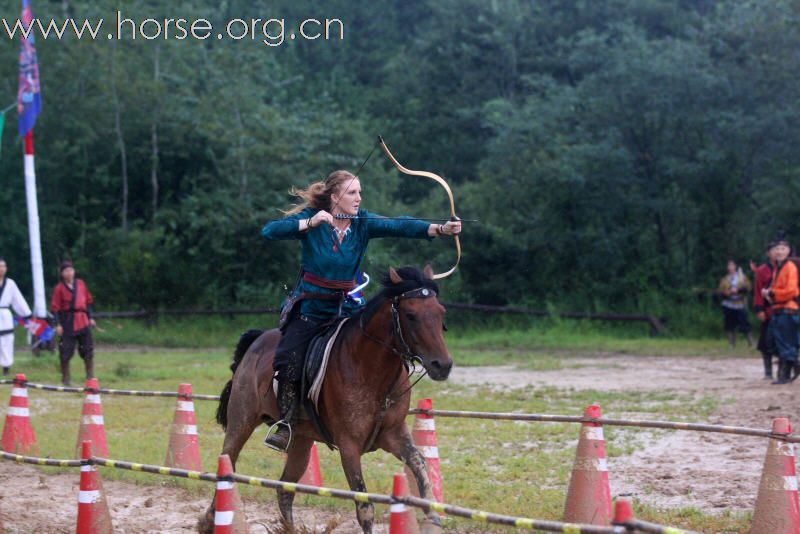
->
xmin=1 ymin=353 xmax=795 ymax=532
xmin=456 ymin=354 xmax=799 ymax=513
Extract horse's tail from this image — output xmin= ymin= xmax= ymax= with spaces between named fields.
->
xmin=216 ymin=329 xmax=264 ymax=430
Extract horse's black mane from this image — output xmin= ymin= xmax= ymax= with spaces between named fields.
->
xmin=356 ymin=266 xmax=439 ymax=325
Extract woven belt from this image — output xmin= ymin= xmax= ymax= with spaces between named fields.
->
xmin=302 ymin=272 xmax=356 ymax=291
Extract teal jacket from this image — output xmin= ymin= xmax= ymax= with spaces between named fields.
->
xmin=262 ymin=208 xmax=431 ymax=319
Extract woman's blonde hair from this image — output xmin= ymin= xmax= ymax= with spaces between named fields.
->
xmin=283 ymin=170 xmax=358 ymax=215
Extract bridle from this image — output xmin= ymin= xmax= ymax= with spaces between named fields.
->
xmin=359 ymin=285 xmax=442 ymax=453
xmin=358 ymin=286 xmax=439 ymax=369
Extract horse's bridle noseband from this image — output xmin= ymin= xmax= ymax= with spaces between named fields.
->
xmin=390 ymin=287 xmax=438 ymax=366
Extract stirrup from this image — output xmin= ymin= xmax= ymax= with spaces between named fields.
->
xmin=263 ymin=420 xmax=293 ymax=452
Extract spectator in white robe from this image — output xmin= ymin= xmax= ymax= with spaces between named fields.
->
xmin=0 ymin=258 xmax=32 ymax=375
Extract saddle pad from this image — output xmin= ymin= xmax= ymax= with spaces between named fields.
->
xmin=306 ymin=317 xmax=349 ymax=410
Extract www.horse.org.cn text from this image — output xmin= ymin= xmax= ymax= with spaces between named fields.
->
xmin=2 ymin=12 xmax=345 ymax=47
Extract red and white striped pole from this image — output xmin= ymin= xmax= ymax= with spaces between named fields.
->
xmin=22 ymin=130 xmax=46 ymax=318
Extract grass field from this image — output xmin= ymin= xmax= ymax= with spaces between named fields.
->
xmin=2 ymin=317 xmax=753 ymax=533
xmin=80 ymin=310 xmax=750 ymax=356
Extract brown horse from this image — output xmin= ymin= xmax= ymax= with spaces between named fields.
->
xmin=198 ymin=265 xmax=453 ymax=533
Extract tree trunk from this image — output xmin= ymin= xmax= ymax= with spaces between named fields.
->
xmin=234 ymin=104 xmax=248 ymax=200
xmin=151 ymin=46 xmax=161 ymax=217
xmin=112 ymin=83 xmax=128 ymax=232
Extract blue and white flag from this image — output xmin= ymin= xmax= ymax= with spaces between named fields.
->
xmin=17 ymin=0 xmax=42 ymax=136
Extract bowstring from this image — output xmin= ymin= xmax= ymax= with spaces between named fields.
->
xmin=328 ymin=138 xmax=380 ymax=218
xmin=325 ymin=139 xmax=380 ymax=254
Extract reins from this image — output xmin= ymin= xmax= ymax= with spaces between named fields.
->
xmin=358 ymin=286 xmax=437 ymax=452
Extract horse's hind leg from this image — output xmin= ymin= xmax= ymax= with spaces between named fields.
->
xmin=380 ymin=426 xmax=441 ymax=531
xmin=277 ymin=434 xmax=314 ymax=527
xmin=198 ymin=408 xmax=263 ymax=533
xmin=339 ymin=441 xmax=374 ymax=533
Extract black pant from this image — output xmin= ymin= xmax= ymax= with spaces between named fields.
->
xmin=757 ymin=319 xmax=772 ymax=356
xmin=273 ymin=309 xmax=322 ymax=383
xmin=723 ymin=307 xmax=751 ymax=334
xmin=59 ymin=328 xmax=94 ymax=363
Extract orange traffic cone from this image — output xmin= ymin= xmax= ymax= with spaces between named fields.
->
xmin=1 ymin=374 xmax=37 ymax=454
xmin=76 ymin=440 xmax=113 ymax=534
xmin=213 ymin=454 xmax=247 ymax=533
xmin=165 ymin=383 xmax=201 ymax=471
xmin=76 ymin=378 xmax=108 ymax=458
xmin=406 ymin=398 xmax=443 ymax=503
xmin=389 ymin=472 xmax=420 ymax=534
xmin=298 ymin=442 xmax=323 ymax=486
xmin=750 ymin=417 xmax=800 ymax=533
xmin=563 ymin=404 xmax=611 ymax=525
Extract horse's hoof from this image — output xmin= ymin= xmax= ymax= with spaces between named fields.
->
xmin=196 ymin=510 xmax=215 ymax=534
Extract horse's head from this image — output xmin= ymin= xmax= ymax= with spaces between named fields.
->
xmin=385 ymin=265 xmax=453 ymax=381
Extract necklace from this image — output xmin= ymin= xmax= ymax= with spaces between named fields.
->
xmin=332 ymin=221 xmax=351 ymax=242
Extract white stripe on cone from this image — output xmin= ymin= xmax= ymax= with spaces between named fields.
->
xmin=596 ymin=458 xmax=609 ymax=472
xmin=390 ymin=503 xmax=407 ymax=512
xmin=581 ymin=427 xmax=604 ymax=440
xmin=174 ymin=424 xmax=198 ymax=435
xmin=177 ymin=401 xmax=195 ymax=412
xmin=418 ymin=445 xmax=439 ymax=458
xmin=78 ymin=490 xmax=101 ymax=503
xmin=785 ymin=476 xmax=799 ymax=491
xmin=80 ymin=415 xmax=105 ymax=425
xmin=7 ymin=407 xmax=30 ymax=417
xmin=214 ymin=510 xmax=234 ymax=525
xmin=413 ymin=419 xmax=436 ymax=431
xmin=216 ymin=481 xmax=234 ymax=490
xmin=84 ymin=394 xmax=101 ymax=404
xmin=11 ymin=388 xmax=27 ymax=397
xmin=80 ymin=465 xmax=94 ymax=472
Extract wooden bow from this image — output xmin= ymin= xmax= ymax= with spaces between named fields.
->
xmin=377 ymin=136 xmax=461 ymax=280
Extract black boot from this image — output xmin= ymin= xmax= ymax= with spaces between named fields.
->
xmin=763 ymin=353 xmax=773 ymax=380
xmin=60 ymin=359 xmax=71 ymax=386
xmin=772 ymin=360 xmax=791 ymax=385
xmin=2 ymin=367 xmax=9 ymax=376
xmin=84 ymin=358 xmax=94 ymax=380
xmin=264 ymin=378 xmax=299 ymax=452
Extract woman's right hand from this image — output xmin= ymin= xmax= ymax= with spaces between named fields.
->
xmin=56 ymin=325 xmax=63 ymax=337
xmin=308 ymin=210 xmax=334 ymax=228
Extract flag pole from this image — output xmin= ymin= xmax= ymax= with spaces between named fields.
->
xmin=17 ymin=0 xmax=45 ymax=318
xmin=23 ymin=130 xmax=45 ymax=317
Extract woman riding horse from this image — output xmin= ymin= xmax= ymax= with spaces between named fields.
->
xmin=260 ymin=170 xmax=462 ymax=451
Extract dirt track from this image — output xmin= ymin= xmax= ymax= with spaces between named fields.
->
xmin=1 ymin=353 xmax=795 ymax=532
xmin=455 ymin=354 xmax=798 ymax=513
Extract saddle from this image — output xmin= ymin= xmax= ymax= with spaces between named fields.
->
xmin=298 ymin=317 xmax=349 ymax=448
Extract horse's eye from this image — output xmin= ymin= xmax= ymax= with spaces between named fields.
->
xmin=404 ymin=312 xmax=417 ymax=322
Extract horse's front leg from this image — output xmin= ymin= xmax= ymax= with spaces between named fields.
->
xmin=278 ymin=434 xmax=314 ymax=527
xmin=339 ymin=441 xmax=374 ymax=533
xmin=380 ymin=425 xmax=442 ymax=532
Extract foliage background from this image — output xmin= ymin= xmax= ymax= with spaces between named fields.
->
xmin=1 ymin=0 xmax=799 ymax=323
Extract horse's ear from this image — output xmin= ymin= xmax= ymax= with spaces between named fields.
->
xmin=389 ymin=267 xmax=402 ymax=284
xmin=423 ymin=263 xmax=434 ymax=280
